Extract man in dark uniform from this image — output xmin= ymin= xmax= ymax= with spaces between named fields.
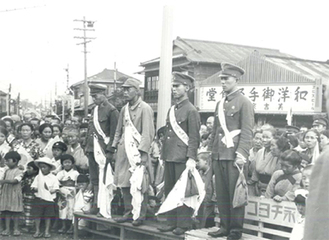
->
xmin=312 ymin=117 xmax=328 ymax=132
xmin=157 ymin=72 xmax=200 ymax=235
xmin=208 ymin=63 xmax=254 ymax=240
xmin=84 ymin=84 xmax=119 ymax=214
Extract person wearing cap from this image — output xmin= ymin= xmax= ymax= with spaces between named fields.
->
xmin=312 ymin=117 xmax=328 ymax=132
xmin=285 ymin=125 xmax=300 ymax=137
xmin=291 ymin=189 xmax=308 ymax=240
xmin=31 ymin=157 xmax=60 ymax=238
xmin=112 ymin=78 xmax=155 ymax=226
xmin=51 ymin=141 xmax=68 ymax=174
xmin=157 ymin=72 xmax=201 ymax=235
xmin=208 ymin=63 xmax=254 ymax=240
xmin=84 ymin=83 xmax=119 ymax=214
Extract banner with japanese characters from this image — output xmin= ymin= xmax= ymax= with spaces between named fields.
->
xmin=245 ymin=196 xmax=297 ymax=227
xmin=199 ymin=84 xmax=320 ymax=113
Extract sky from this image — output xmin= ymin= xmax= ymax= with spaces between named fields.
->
xmin=0 ymin=0 xmax=328 ymax=104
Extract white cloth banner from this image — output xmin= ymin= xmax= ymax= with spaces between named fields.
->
xmin=124 ymin=104 xmax=141 ymax=172
xmin=93 ymin=106 xmax=110 ymax=145
xmin=130 ymin=165 xmax=145 ymax=220
xmin=93 ymin=135 xmax=115 ymax=219
xmin=156 ymin=167 xmax=206 ymax=217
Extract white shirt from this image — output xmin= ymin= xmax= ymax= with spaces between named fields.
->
xmin=31 ymin=173 xmax=60 ymax=202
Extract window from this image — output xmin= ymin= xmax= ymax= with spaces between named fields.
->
xmin=146 ymin=76 xmax=159 ymax=90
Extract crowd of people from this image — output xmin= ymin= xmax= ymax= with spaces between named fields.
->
xmin=0 ymin=63 xmax=326 ymax=240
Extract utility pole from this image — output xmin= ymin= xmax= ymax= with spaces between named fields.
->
xmin=17 ymin=92 xmax=20 ymax=115
xmin=74 ymin=17 xmax=96 ymax=118
xmin=114 ymin=62 xmax=117 ymax=92
xmin=6 ymin=84 xmax=11 ymax=115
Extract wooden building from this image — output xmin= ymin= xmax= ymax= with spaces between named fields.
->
xmin=139 ymin=37 xmax=292 ymax=111
xmin=197 ymin=51 xmax=329 ymax=128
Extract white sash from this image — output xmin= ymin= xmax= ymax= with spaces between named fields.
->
xmin=93 ymin=106 xmax=110 ymax=145
xmin=169 ymin=105 xmax=189 ymax=146
xmin=93 ymin=134 xmax=114 ymax=219
xmin=217 ymin=98 xmax=241 ymax=148
xmin=124 ymin=104 xmax=142 ymax=171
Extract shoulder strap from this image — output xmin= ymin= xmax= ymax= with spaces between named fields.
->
xmin=93 ymin=106 xmax=110 ymax=144
xmin=169 ymin=105 xmax=189 ymax=146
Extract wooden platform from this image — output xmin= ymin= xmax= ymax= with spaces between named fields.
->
xmin=186 ymin=227 xmax=265 ymax=240
xmin=73 ymin=212 xmax=185 ymax=240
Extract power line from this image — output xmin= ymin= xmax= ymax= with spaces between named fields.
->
xmin=0 ymin=5 xmax=46 ymax=13
xmin=74 ymin=16 xmax=96 ymax=118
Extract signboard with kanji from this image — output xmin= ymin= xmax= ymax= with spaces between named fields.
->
xmin=199 ymin=84 xmax=321 ymax=113
xmin=245 ymin=196 xmax=298 ymax=227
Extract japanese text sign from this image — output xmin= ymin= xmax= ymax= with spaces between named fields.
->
xmin=199 ymin=85 xmax=318 ymax=113
xmin=245 ymin=196 xmax=297 ymax=227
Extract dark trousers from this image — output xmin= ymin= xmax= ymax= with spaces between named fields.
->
xmin=87 ymin=152 xmax=99 ymax=186
xmin=121 ymin=187 xmax=148 ymax=220
xmin=164 ymin=161 xmax=193 ymax=229
xmin=212 ymin=160 xmax=245 ymax=233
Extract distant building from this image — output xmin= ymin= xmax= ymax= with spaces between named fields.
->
xmin=139 ymin=36 xmax=292 ymax=111
xmin=0 ymin=90 xmax=7 ymax=118
xmin=70 ymin=68 xmax=143 ymax=115
xmin=139 ymin=37 xmax=329 ymax=127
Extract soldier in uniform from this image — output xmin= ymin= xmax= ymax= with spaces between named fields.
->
xmin=112 ymin=78 xmax=155 ymax=226
xmin=84 ymin=84 xmax=119 ymax=214
xmin=208 ymin=63 xmax=254 ymax=240
xmin=157 ymin=72 xmax=200 ymax=235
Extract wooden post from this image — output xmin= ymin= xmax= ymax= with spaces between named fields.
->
xmin=156 ymin=5 xmax=173 ymax=130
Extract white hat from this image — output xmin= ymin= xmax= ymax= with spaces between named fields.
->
xmin=35 ymin=157 xmax=57 ymax=171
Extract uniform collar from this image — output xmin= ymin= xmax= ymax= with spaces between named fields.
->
xmin=100 ymin=99 xmax=109 ymax=108
xmin=225 ymin=88 xmax=241 ymax=101
xmin=129 ymin=97 xmax=142 ymax=111
xmin=175 ymin=97 xmax=189 ymax=109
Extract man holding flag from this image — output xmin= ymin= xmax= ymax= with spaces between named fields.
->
xmin=112 ymin=78 xmax=155 ymax=226
xmin=208 ymin=63 xmax=254 ymax=240
xmin=84 ymin=84 xmax=119 ymax=215
xmin=157 ymin=72 xmax=201 ymax=235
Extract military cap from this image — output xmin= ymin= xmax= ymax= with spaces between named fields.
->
xmin=89 ymin=84 xmax=107 ymax=95
xmin=4 ymin=151 xmax=21 ymax=161
xmin=218 ymin=62 xmax=245 ymax=79
xmin=172 ymin=72 xmax=195 ymax=87
xmin=60 ymin=154 xmax=75 ymax=165
xmin=52 ymin=141 xmax=68 ymax=152
xmin=121 ymin=78 xmax=142 ymax=90
xmin=312 ymin=117 xmax=328 ymax=127
xmin=285 ymin=125 xmax=300 ymax=134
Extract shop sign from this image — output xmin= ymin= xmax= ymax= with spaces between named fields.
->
xmin=199 ymin=84 xmax=319 ymax=113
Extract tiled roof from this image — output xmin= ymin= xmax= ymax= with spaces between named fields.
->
xmin=140 ymin=37 xmax=293 ymax=66
xmin=200 ymin=51 xmax=329 ymax=85
xmin=71 ymin=68 xmax=140 ymax=88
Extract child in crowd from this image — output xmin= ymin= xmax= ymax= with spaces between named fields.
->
xmin=67 ymin=128 xmax=89 ymax=174
xmin=150 ymin=126 xmax=165 ymax=189
xmin=0 ymin=127 xmax=10 ymax=158
xmin=0 ymin=151 xmax=24 ymax=236
xmin=195 ymin=151 xmax=216 ymax=228
xmin=265 ymin=150 xmax=302 ymax=202
xmin=301 ymin=164 xmax=312 ymax=190
xmin=52 ymin=141 xmax=68 ymax=174
xmin=198 ymin=132 xmax=210 ymax=153
xmin=290 ymin=189 xmax=308 ymax=240
xmin=21 ymin=161 xmax=39 ymax=233
xmin=74 ymin=174 xmax=93 ymax=229
xmin=31 ymin=157 xmax=59 ymax=238
xmin=57 ymin=154 xmax=79 ymax=234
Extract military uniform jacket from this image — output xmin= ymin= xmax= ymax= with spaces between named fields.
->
xmin=84 ymin=100 xmax=119 ymax=153
xmin=162 ymin=98 xmax=200 ymax=163
xmin=208 ymin=90 xmax=254 ymax=160
xmin=112 ymin=97 xmax=155 ymax=187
